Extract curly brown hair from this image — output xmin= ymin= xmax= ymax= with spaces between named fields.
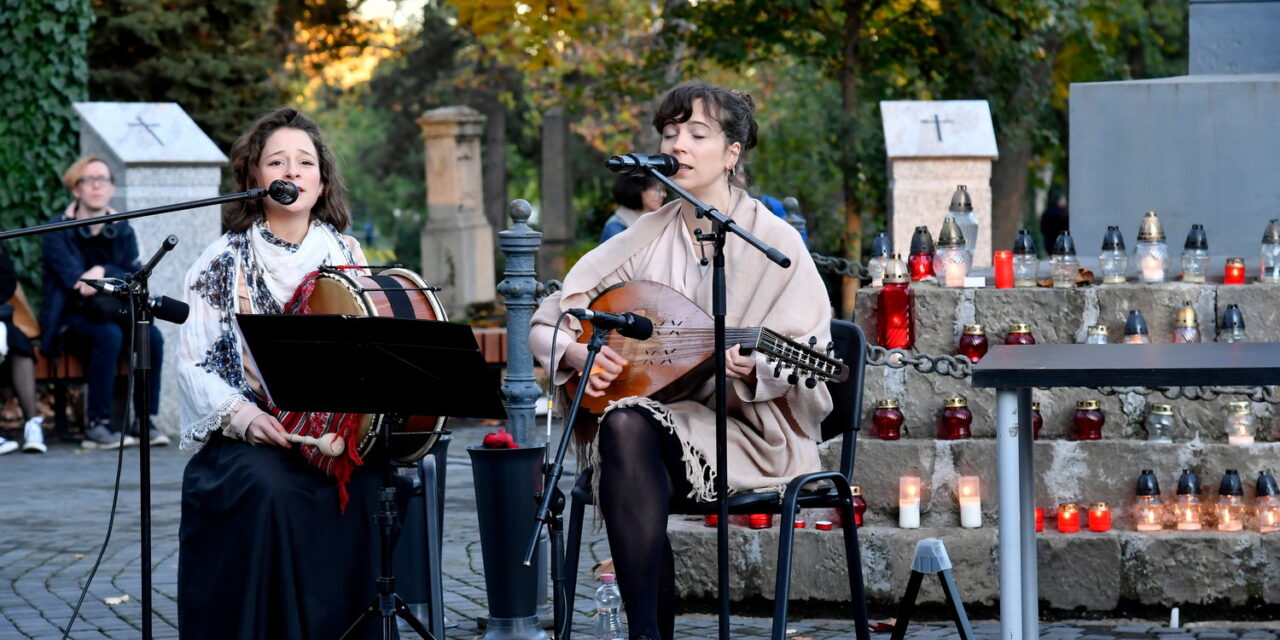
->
xmin=224 ymin=107 xmax=350 ymax=232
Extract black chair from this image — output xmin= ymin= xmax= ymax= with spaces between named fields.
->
xmin=560 ymin=319 xmax=871 ymax=640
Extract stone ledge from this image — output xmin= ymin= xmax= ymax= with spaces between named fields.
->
xmin=670 ymin=520 xmax=1280 ymax=610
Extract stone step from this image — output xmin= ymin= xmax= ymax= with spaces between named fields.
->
xmin=669 ymin=520 xmax=1280 ymax=611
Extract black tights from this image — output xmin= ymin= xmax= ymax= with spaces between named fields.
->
xmin=596 ymin=408 xmax=692 ymax=640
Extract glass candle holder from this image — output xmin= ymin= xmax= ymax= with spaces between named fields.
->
xmin=851 ymin=485 xmax=867 ymax=527
xmin=748 ymin=513 xmax=774 ymax=529
xmin=1145 ymin=403 xmax=1174 ymax=443
xmin=1172 ymin=302 xmax=1201 ymax=343
xmin=1173 ymin=469 xmax=1202 ymax=530
xmin=1035 ymin=507 xmax=1044 ymax=532
xmin=1215 ymin=471 xmax=1245 ymax=531
xmin=873 ymin=399 xmax=904 ymax=440
xmin=1135 ymin=242 xmax=1167 ymax=283
xmin=1013 ymin=229 xmax=1039 ymax=287
xmin=867 ymin=256 xmax=890 ymax=288
xmin=1051 ymin=231 xmax=1079 ymax=288
xmin=939 ymin=396 xmax=972 ymax=440
xmin=1134 ymin=496 xmax=1165 ymax=531
xmin=1224 ymin=401 xmax=1254 ymax=446
xmin=1099 ymin=225 xmax=1128 ymax=284
xmin=1088 ymin=502 xmax=1112 ymax=532
xmin=868 ymin=232 xmax=893 ymax=287
xmin=1262 ymin=219 xmax=1280 ymax=283
xmin=935 ymin=246 xmax=971 ymax=288
xmin=1224 ymin=257 xmax=1246 ymax=285
xmin=1180 ymin=224 xmax=1209 ymax=283
xmin=1057 ymin=503 xmax=1081 ymax=533
xmin=994 ymin=250 xmax=1014 ymax=289
xmin=899 ymin=476 xmax=921 ymax=529
xmin=948 ymin=185 xmax=979 ymax=261
xmin=1074 ymin=400 xmax=1105 ymax=440
xmin=1031 ymin=401 xmax=1043 ymax=440
xmin=1124 ymin=310 xmax=1151 ymax=344
xmin=1086 ymin=325 xmax=1109 ymax=345
xmin=957 ymin=476 xmax=981 ymax=528
xmin=1005 ymin=323 xmax=1036 ymax=345
xmin=1219 ymin=304 xmax=1246 ymax=343
xmin=1257 ymin=471 xmax=1280 ymax=534
xmin=909 ymin=252 xmax=935 ymax=282
xmin=957 ymin=324 xmax=989 ymax=363
xmin=876 ymin=257 xmax=913 ymax=349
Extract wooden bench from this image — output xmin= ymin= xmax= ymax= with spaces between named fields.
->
xmin=10 ymin=284 xmax=102 ymax=440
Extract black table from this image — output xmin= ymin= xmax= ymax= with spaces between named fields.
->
xmin=970 ymin=343 xmax=1280 ymax=640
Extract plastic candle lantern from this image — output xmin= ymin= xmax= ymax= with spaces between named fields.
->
xmin=1180 ymin=225 xmax=1210 ymax=283
xmin=851 ymin=486 xmax=867 ymax=527
xmin=1133 ymin=469 xmax=1165 ymax=532
xmin=873 ymin=399 xmax=904 ymax=440
xmin=947 ymin=185 xmax=979 ymax=261
xmin=1224 ymin=401 xmax=1254 ymax=446
xmin=1256 ymin=471 xmax=1280 ymax=533
xmin=876 ymin=256 xmax=914 ymax=349
xmin=1123 ymin=310 xmax=1151 ymax=344
xmin=1074 ymin=400 xmax=1105 ymax=440
xmin=908 ymin=226 xmax=936 ymax=282
xmin=1224 ymin=257 xmax=1246 ymax=285
xmin=1172 ymin=302 xmax=1202 ymax=343
xmin=1013 ymin=229 xmax=1039 ymax=287
xmin=935 ymin=218 xmax=971 ymax=288
xmin=1215 ymin=470 xmax=1245 ymax=532
xmin=1057 ymin=503 xmax=1081 ymax=533
xmin=1035 ymin=508 xmax=1044 ymax=532
xmin=1173 ymin=469 xmax=1203 ymax=531
xmin=1261 ymin=219 xmax=1280 ymax=283
xmin=957 ymin=476 xmax=981 ymax=528
xmin=899 ymin=476 xmax=921 ymax=529
xmin=1099 ymin=226 xmax=1129 ymax=284
xmin=1135 ymin=211 xmax=1167 ymax=284
xmin=939 ymin=396 xmax=973 ymax=440
xmin=1031 ymin=401 xmax=1043 ymax=440
xmin=1145 ymin=403 xmax=1174 ymax=443
xmin=957 ymin=324 xmax=989 ymax=363
xmin=1050 ymin=231 xmax=1079 ymax=288
xmin=994 ymin=250 xmax=1014 ymax=289
xmin=867 ymin=232 xmax=893 ymax=287
xmin=1218 ymin=304 xmax=1246 ymax=343
xmin=1088 ymin=502 xmax=1112 ymax=532
xmin=1086 ymin=325 xmax=1109 ymax=345
xmin=1004 ymin=323 xmax=1036 ymax=345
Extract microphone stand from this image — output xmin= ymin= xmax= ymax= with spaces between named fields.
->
xmin=523 ymin=324 xmax=611 ymax=640
xmin=641 ymin=167 xmax=791 ymax=640
xmin=0 ymin=186 xmax=283 ymax=640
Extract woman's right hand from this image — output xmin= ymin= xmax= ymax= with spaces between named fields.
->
xmin=245 ymin=413 xmax=291 ymax=448
xmin=563 ymin=342 xmax=627 ymax=397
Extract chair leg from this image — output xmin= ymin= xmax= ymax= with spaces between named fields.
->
xmin=770 ymin=493 xmax=803 ymax=640
xmin=839 ymin=500 xmax=872 ymax=640
xmin=889 ymin=571 xmax=925 ymax=640
xmin=562 ymin=472 xmax=592 ymax=640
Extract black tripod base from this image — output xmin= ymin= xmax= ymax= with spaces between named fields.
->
xmin=342 ymin=593 xmax=435 ymax=640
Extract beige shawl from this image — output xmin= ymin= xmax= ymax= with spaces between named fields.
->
xmin=530 ymin=187 xmax=833 ymax=501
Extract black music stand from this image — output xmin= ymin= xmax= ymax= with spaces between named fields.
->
xmin=237 ymin=313 xmax=506 ymax=640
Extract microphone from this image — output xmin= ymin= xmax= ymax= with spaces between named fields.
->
xmin=604 ymin=153 xmax=680 ymax=177
xmin=79 ymin=279 xmax=191 ymax=325
xmin=568 ymin=308 xmax=653 ymax=340
xmin=268 ymin=180 xmax=299 ymax=205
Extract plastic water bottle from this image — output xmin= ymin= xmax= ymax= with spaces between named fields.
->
xmin=594 ymin=573 xmax=625 ymax=640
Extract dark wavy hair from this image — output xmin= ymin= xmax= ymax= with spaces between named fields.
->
xmin=611 ymin=173 xmax=661 ymax=211
xmin=652 ymin=82 xmax=758 ymax=188
xmin=224 ymin=107 xmax=350 ymax=232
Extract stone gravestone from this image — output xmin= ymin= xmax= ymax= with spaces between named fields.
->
xmin=418 ymin=106 xmax=496 ymax=317
xmin=881 ymin=100 xmax=999 ymax=267
xmin=1070 ymin=0 xmax=1280 ymax=267
xmin=74 ymin=102 xmax=227 ymax=436
xmin=538 ymin=107 xmax=574 ymax=280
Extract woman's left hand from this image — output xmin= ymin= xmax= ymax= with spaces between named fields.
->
xmin=725 ymin=344 xmax=757 ymax=385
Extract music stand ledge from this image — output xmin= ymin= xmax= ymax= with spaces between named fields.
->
xmin=238 ymin=313 xmax=507 ymax=639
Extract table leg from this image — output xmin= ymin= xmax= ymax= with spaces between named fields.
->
xmin=1017 ymin=390 xmax=1038 ymax=640
xmin=995 ymin=388 xmax=1022 ymax=640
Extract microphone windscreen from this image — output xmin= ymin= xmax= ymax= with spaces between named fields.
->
xmin=152 ymin=296 xmax=190 ymax=325
xmin=627 ymin=314 xmax=654 ymax=340
xmin=268 ymin=180 xmax=299 ymax=205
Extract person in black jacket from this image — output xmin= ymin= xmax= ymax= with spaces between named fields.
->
xmin=0 ymin=245 xmax=44 ymax=454
xmin=40 ymin=156 xmax=166 ymax=449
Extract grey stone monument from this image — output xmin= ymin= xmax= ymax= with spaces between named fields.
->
xmin=881 ymin=100 xmax=999 ymax=267
xmin=74 ymin=102 xmax=227 ymax=436
xmin=1070 ymin=0 xmax=1280 ymax=266
xmin=417 ymin=106 xmax=497 ymax=317
xmin=538 ymin=107 xmax=574 ymax=280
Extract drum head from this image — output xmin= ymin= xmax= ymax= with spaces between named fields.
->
xmin=309 ymin=271 xmax=369 ymax=316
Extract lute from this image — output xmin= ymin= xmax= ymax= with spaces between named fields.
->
xmin=563 ymin=280 xmax=847 ymax=414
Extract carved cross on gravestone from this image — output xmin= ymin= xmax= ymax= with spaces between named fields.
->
xmin=920 ymin=114 xmax=954 ymax=142
xmin=128 ymin=115 xmax=164 ymax=146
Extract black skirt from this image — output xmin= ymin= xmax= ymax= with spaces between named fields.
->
xmin=179 ymin=434 xmax=408 ymax=640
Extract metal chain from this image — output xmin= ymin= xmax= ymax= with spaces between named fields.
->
xmin=865 ymin=345 xmax=1279 ymax=401
xmin=810 ymin=252 xmax=869 ymax=280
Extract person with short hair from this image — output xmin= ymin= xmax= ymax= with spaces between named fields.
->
xmin=602 ymin=174 xmax=666 ymax=242
xmin=0 ymin=244 xmax=45 ymax=454
xmin=176 ymin=106 xmax=393 ymax=640
xmin=41 ymin=155 xmax=165 ymax=449
xmin=531 ymin=83 xmax=833 ymax=640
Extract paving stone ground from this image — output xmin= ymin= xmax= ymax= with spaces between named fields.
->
xmin=1 ymin=421 xmax=1273 ymax=639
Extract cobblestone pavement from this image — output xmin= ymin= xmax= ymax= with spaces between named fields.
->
xmin=1 ymin=422 xmax=1274 ymax=639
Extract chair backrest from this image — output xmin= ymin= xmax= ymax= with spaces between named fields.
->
xmin=8 ymin=282 xmax=39 ymax=339
xmin=818 ymin=319 xmax=867 ymax=479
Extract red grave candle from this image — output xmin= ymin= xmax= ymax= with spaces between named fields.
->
xmin=1074 ymin=400 xmax=1105 ymax=440
xmin=873 ymin=399 xmax=904 ymax=440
